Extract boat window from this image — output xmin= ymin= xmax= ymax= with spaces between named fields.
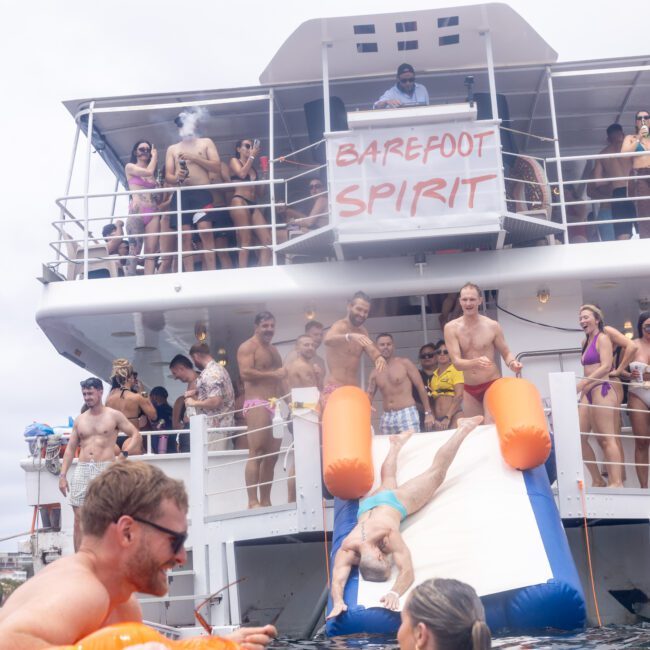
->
xmin=437 ymin=16 xmax=459 ymax=28
xmin=439 ymin=34 xmax=460 ymax=46
xmin=398 ymin=40 xmax=418 ymax=51
xmin=396 ymin=21 xmax=417 ymax=32
xmin=353 ymin=24 xmax=375 ymax=35
xmin=356 ymin=42 xmax=378 ymax=53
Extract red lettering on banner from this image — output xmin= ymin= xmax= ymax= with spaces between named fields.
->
xmin=359 ymin=140 xmax=379 ymax=164
xmin=337 ymin=185 xmax=365 ymax=217
xmin=447 ymin=177 xmax=461 ymax=208
xmin=404 ymin=137 xmax=422 ymax=161
xmin=422 ymin=136 xmax=441 ymax=164
xmin=336 ymin=143 xmax=359 ymax=167
xmin=368 ymin=183 xmax=395 ymax=214
xmin=382 ymin=138 xmax=404 ymax=166
xmin=457 ymin=132 xmax=473 ymax=157
xmin=462 ymin=174 xmax=497 ymax=208
xmin=440 ymin=133 xmax=456 ymax=158
xmin=396 ymin=180 xmax=408 ymax=212
xmin=473 ymin=131 xmax=494 ymax=157
xmin=411 ymin=178 xmax=447 ymax=216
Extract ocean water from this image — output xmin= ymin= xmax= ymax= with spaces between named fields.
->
xmin=274 ymin=624 xmax=650 ymax=649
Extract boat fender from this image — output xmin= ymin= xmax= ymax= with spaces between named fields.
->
xmin=322 ymin=386 xmax=374 ymax=499
xmin=49 ymin=621 xmax=242 ymax=649
xmin=484 ymin=377 xmax=551 ymax=470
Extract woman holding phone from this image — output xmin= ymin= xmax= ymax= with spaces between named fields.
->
xmin=229 ymin=138 xmax=272 ymax=267
xmin=125 ymin=140 xmax=159 ymax=275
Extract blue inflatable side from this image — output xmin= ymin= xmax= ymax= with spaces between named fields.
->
xmin=325 ymin=465 xmax=585 ymax=636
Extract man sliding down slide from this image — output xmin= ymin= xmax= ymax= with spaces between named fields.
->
xmin=327 ymin=416 xmax=483 ymax=619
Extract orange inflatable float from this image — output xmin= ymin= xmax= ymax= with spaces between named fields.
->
xmin=484 ymin=377 xmax=551 ymax=470
xmin=322 ymin=386 xmax=374 ymax=499
xmin=49 ymin=622 xmax=241 ymax=649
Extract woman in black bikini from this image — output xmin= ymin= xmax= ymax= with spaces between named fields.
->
xmin=229 ymin=139 xmax=272 ymax=267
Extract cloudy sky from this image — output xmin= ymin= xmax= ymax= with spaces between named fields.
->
xmin=0 ymin=0 xmax=644 ymax=551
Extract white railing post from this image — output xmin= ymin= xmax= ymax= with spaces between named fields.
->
xmin=189 ymin=415 xmax=208 ymax=603
xmin=269 ymin=88 xmax=277 ymax=266
xmin=292 ymin=387 xmax=324 ymax=532
xmin=82 ymin=101 xmax=95 ymax=280
xmin=548 ymin=372 xmax=585 ymax=518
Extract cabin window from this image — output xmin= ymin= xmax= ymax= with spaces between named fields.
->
xmin=353 ymin=24 xmax=375 ymax=34
xmin=396 ymin=21 xmax=417 ymax=32
xmin=356 ymin=42 xmax=378 ymax=53
xmin=397 ymin=40 xmax=418 ymax=51
xmin=437 ymin=16 xmax=459 ymax=28
xmin=439 ymin=34 xmax=460 ymax=46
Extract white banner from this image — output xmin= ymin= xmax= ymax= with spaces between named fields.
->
xmin=326 ymin=120 xmax=503 ymax=234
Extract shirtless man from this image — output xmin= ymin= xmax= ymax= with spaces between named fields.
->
xmin=327 ymin=416 xmax=482 ymax=619
xmin=284 ymin=334 xmax=323 ymax=502
xmin=237 ymin=311 xmax=287 ymax=508
xmin=1 ymin=462 xmax=277 ymax=650
xmin=367 ymin=333 xmax=434 ymax=434
xmin=322 ymin=291 xmax=386 ymax=406
xmin=59 ymin=377 xmax=142 ymax=551
xmin=589 ymin=123 xmax=634 ymax=241
xmin=165 ymin=110 xmax=223 ymax=271
xmin=284 ymin=320 xmax=327 ymax=376
xmin=444 ymin=283 xmax=523 ymax=419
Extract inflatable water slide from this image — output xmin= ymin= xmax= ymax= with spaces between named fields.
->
xmin=323 ymin=380 xmax=586 ymax=636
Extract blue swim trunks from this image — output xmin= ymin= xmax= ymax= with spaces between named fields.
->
xmin=357 ymin=489 xmax=408 ymax=521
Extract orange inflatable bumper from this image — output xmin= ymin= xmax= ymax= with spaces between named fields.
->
xmin=322 ymin=386 xmax=374 ymax=499
xmin=484 ymin=377 xmax=551 ymax=470
xmin=50 ymin=622 xmax=241 ymax=649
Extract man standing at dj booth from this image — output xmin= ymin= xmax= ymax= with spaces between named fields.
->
xmin=374 ymin=63 xmax=430 ymax=109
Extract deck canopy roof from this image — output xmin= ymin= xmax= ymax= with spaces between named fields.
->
xmin=259 ymin=3 xmax=558 ymax=84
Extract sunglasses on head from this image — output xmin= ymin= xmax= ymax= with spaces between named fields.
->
xmin=132 ymin=516 xmax=187 ymax=555
xmin=80 ymin=378 xmax=102 ymax=390
xmin=419 ymin=352 xmax=435 ymax=359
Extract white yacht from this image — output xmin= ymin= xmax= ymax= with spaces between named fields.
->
xmin=22 ymin=3 xmax=650 ymax=639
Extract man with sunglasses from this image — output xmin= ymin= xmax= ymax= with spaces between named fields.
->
xmin=59 ymin=377 xmax=142 ymax=550
xmin=368 ymin=333 xmax=434 ymax=434
xmin=373 ymin=63 xmax=429 ymax=110
xmin=0 ymin=462 xmax=277 ymax=650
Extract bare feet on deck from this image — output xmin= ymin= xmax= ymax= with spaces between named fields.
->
xmin=389 ymin=430 xmax=414 ymax=449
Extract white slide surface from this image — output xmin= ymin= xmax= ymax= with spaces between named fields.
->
xmin=357 ymin=425 xmax=552 ymax=610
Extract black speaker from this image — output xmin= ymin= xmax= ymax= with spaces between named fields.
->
xmin=473 ymin=92 xmax=518 ymax=169
xmin=304 ymin=97 xmax=349 ymax=164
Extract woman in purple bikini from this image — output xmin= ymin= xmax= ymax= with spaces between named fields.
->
xmin=577 ymin=304 xmax=623 ymax=487
xmin=125 ymin=140 xmax=160 ymax=275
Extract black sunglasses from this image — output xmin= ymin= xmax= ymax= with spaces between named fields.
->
xmin=436 ymin=349 xmax=449 ymax=355
xmin=80 ymin=378 xmax=103 ymax=390
xmin=643 ymin=325 xmax=650 ymax=332
xmin=398 ymin=77 xmax=416 ymax=84
xmin=637 ymin=115 xmax=650 ymax=120
xmin=137 ymin=147 xmax=151 ymax=153
xmin=419 ymin=352 xmax=435 ymax=359
xmin=242 ymin=143 xmax=252 ymax=149
xmin=132 ymin=516 xmax=187 ymax=555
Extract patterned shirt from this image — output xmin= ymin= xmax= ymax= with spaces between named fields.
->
xmin=196 ymin=360 xmax=235 ymax=429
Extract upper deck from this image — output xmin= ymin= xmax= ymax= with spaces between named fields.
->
xmin=37 ymin=4 xmax=650 ymax=392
